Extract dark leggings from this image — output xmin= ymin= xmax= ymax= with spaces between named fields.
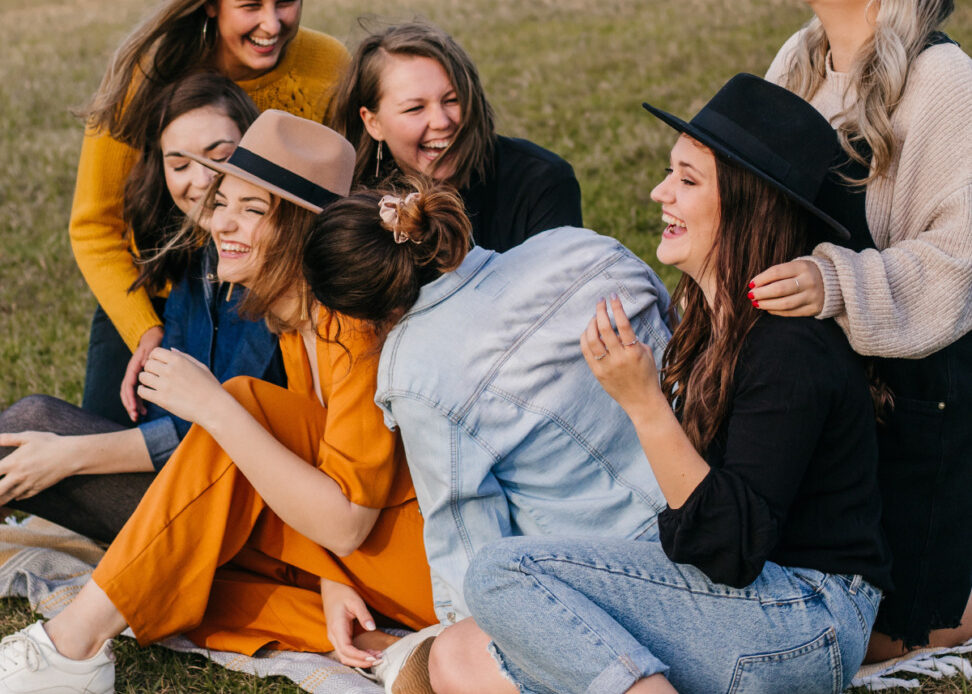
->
xmin=0 ymin=394 xmax=155 ymax=544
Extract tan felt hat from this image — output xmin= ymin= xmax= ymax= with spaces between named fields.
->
xmin=180 ymin=109 xmax=355 ymax=213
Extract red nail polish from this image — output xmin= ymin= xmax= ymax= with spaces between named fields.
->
xmin=752 ymin=300 xmax=759 ymax=308
xmin=747 ymin=291 xmax=754 ymax=300
xmin=748 ymin=281 xmax=755 ymax=289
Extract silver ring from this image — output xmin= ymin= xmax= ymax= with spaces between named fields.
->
xmin=623 ymin=339 xmax=638 ymax=347
xmin=594 ymin=352 xmax=608 ymax=361
xmin=794 ymin=277 xmax=801 ymax=292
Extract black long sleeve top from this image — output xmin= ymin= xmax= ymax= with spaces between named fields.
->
xmin=658 ymin=315 xmax=893 ymax=591
xmin=460 ymin=135 xmax=583 ymax=252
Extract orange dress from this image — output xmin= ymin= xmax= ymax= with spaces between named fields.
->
xmin=91 ymin=309 xmax=435 ymax=654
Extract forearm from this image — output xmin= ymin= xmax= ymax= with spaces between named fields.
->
xmin=69 ymin=428 xmax=154 ymax=475
xmin=69 ymin=128 xmax=161 ymax=350
xmin=627 ymin=403 xmax=709 ymax=509
xmin=201 ymin=390 xmax=379 ymax=555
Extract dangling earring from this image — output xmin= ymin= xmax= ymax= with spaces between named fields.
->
xmin=225 ymin=282 xmax=234 ymax=302
xmin=300 ymin=283 xmax=310 ymax=322
xmin=374 ymin=140 xmax=383 ymax=179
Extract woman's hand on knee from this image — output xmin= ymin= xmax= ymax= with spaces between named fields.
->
xmin=320 ymin=578 xmax=382 ymax=668
xmin=0 ymin=432 xmax=77 ymax=504
xmin=120 ymin=326 xmax=163 ymax=422
xmin=749 ymin=260 xmax=824 ymax=317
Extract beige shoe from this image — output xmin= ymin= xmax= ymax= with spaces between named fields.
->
xmin=371 ymin=623 xmax=446 ymax=694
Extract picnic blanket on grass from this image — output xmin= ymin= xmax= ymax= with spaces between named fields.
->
xmin=0 ymin=516 xmax=383 ymax=693
xmin=1 ymin=516 xmax=970 ymax=692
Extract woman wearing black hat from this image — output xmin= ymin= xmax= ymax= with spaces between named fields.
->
xmin=751 ymin=0 xmax=972 ymax=659
xmin=427 ymin=74 xmax=892 ymax=694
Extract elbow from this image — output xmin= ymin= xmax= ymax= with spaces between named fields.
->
xmin=326 ymin=510 xmax=379 ymax=557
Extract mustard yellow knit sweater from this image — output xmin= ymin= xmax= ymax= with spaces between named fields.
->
xmin=69 ymin=27 xmax=349 ymax=351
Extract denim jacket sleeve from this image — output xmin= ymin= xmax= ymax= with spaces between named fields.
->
xmin=380 ymin=395 xmax=512 ymax=623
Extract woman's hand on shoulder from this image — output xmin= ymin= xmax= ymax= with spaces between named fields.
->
xmin=749 ymin=260 xmax=824 ymax=317
xmin=136 ymin=347 xmax=227 ymax=427
xmin=120 ymin=325 xmax=164 ymax=422
xmin=581 ymin=295 xmax=667 ymax=420
xmin=0 ymin=432 xmax=79 ymax=505
xmin=320 ymin=577 xmax=382 ymax=668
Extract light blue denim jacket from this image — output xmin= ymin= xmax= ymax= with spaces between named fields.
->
xmin=376 ymin=227 xmax=672 ymax=622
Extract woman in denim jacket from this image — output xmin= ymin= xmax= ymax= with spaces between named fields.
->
xmin=0 ymin=74 xmax=283 ymax=543
xmin=301 ymin=178 xmax=671 ymax=686
xmin=426 ymin=75 xmax=894 ymax=694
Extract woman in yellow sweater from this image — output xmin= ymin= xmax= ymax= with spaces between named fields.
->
xmin=72 ymin=0 xmax=348 ymax=425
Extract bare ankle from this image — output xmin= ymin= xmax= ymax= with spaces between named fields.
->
xmin=42 ymin=619 xmax=105 ymax=661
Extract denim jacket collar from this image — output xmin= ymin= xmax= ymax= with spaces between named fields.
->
xmin=405 ymin=246 xmax=496 ymax=319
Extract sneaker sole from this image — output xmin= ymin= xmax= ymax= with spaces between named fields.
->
xmin=390 ymin=636 xmax=435 ymax=694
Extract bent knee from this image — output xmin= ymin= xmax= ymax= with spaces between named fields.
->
xmin=429 ymin=621 xmax=483 ymax=694
xmin=464 ymin=540 xmax=531 ymax=617
xmin=0 ymin=394 xmax=65 ymax=433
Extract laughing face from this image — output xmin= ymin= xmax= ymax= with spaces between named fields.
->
xmin=209 ymin=173 xmax=274 ymax=286
xmin=160 ymin=106 xmax=241 ymax=218
xmin=359 ymin=54 xmax=462 ymax=182
xmin=650 ymin=134 xmax=721 ymax=298
xmin=207 ymin=0 xmax=301 ymax=82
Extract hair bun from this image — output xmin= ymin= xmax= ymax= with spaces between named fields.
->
xmin=392 ymin=179 xmax=470 ymax=274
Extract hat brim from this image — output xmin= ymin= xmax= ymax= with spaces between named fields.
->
xmin=178 ymin=151 xmax=325 ymax=214
xmin=642 ymin=102 xmax=850 ymax=242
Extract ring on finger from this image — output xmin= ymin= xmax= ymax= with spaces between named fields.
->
xmin=594 ymin=352 xmax=608 ymax=361
xmin=623 ymin=339 xmax=638 ymax=347
xmin=794 ymin=277 xmax=801 ymax=292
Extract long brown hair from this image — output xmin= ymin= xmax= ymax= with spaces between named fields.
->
xmin=660 ymin=148 xmax=814 ymax=453
xmin=303 ymin=178 xmax=470 ymax=338
xmin=128 ymin=72 xmax=258 ymax=293
xmin=329 ymin=22 xmax=496 ymax=189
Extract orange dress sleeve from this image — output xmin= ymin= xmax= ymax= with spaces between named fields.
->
xmin=279 ymin=310 xmax=414 ymax=510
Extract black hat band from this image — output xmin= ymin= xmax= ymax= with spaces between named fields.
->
xmin=692 ymin=109 xmax=819 ymax=201
xmin=228 ymin=147 xmax=341 ymax=210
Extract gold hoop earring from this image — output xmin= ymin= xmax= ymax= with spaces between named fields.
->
xmin=865 ymin=0 xmax=878 ymax=26
xmin=374 ymin=140 xmax=383 ymax=179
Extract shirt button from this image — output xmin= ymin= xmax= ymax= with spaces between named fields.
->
xmin=206 ymin=273 xmax=217 ymax=282
xmin=446 ymin=612 xmax=456 ymax=623
xmin=938 ymin=401 xmax=946 ymax=410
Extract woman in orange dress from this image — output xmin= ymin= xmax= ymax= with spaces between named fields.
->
xmin=0 ymin=112 xmax=434 ymax=694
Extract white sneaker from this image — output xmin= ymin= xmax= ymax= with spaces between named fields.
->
xmin=0 ymin=621 xmax=114 ymax=693
xmin=371 ymin=623 xmax=446 ymax=694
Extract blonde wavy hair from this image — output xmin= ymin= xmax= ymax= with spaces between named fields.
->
xmin=780 ymin=0 xmax=954 ymax=182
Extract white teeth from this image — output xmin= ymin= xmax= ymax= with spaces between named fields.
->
xmin=421 ymin=140 xmax=450 ymax=150
xmin=248 ymin=35 xmax=278 ymax=47
xmin=221 ymin=242 xmax=250 ymax=253
xmin=661 ymin=212 xmax=687 ymax=228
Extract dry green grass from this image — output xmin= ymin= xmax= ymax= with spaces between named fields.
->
xmin=0 ymin=0 xmax=970 ymax=690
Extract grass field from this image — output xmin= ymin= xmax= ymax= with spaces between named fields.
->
xmin=0 ymin=0 xmax=970 ymax=690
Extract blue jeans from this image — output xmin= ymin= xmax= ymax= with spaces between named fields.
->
xmin=465 ymin=530 xmax=881 ymax=694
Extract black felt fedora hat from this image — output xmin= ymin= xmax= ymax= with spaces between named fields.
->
xmin=642 ymin=73 xmax=850 ymax=241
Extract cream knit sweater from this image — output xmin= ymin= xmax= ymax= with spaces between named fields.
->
xmin=766 ymin=32 xmax=972 ymax=358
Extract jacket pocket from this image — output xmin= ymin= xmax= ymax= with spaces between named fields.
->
xmin=727 ymin=628 xmax=842 ymax=694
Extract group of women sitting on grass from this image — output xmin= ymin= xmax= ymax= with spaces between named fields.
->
xmin=0 ymin=0 xmax=968 ymax=692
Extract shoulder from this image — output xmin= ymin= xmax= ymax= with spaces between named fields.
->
xmin=903 ymin=41 xmax=972 ymax=107
xmin=289 ymin=27 xmax=350 ymax=68
xmin=493 ymin=135 xmax=576 ymax=179
xmin=741 ymin=314 xmax=855 ymax=382
xmin=765 ymin=28 xmax=807 ymax=84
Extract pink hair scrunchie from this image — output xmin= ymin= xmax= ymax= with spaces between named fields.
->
xmin=378 ymin=192 xmax=421 ymax=244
